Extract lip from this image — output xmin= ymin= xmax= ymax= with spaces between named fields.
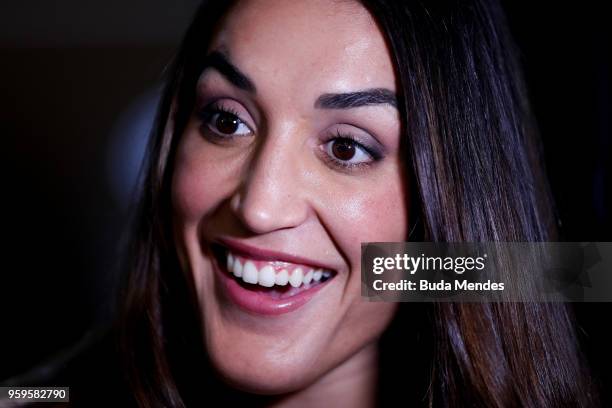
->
xmin=211 ymin=239 xmax=335 ymax=316
xmin=213 ymin=261 xmax=329 ymax=316
xmin=216 ymin=237 xmax=336 ymax=271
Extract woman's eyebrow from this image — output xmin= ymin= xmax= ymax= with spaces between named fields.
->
xmin=315 ymin=89 xmax=397 ymax=109
xmin=201 ymin=50 xmax=256 ymax=93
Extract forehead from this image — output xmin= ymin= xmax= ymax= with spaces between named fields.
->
xmin=207 ymin=0 xmax=396 ymax=96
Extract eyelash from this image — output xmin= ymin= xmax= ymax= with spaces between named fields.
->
xmin=197 ymin=102 xmax=250 ymax=139
xmin=321 ymin=130 xmax=382 ymax=171
xmin=199 ymin=101 xmax=240 ymax=119
xmin=195 ymin=102 xmax=383 ymax=171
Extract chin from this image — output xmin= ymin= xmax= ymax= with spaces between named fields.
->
xmin=205 ymin=342 xmax=322 ymax=395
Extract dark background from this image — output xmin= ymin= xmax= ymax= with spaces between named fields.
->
xmin=1 ymin=0 xmax=610 ymax=402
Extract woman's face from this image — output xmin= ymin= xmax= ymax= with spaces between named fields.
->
xmin=172 ymin=0 xmax=408 ymax=394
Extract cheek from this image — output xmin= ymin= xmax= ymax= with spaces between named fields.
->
xmin=357 ymin=190 xmax=408 ymax=238
xmin=172 ymin=161 xmax=215 ymax=223
xmin=317 ymin=180 xmax=404 ymax=365
xmin=345 ymin=299 xmax=397 ymax=343
xmin=324 ymin=178 xmax=409 ymax=267
xmin=171 ymin=135 xmax=235 ymax=223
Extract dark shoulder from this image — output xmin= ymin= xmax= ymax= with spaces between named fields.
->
xmin=1 ymin=325 xmax=136 ymax=407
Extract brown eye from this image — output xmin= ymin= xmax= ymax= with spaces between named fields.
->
xmin=216 ymin=112 xmax=240 ymax=134
xmin=200 ymin=106 xmax=251 ymax=137
xmin=331 ymin=139 xmax=356 ymax=161
xmin=322 ymin=136 xmax=375 ymax=169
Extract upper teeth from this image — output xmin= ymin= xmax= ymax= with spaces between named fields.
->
xmin=226 ymin=252 xmax=331 ymax=288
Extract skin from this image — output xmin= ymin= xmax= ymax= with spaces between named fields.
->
xmin=171 ymin=0 xmax=408 ymax=405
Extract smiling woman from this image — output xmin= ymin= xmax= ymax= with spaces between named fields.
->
xmin=108 ymin=0 xmax=598 ymax=407
xmin=169 ymin=0 xmax=405 ymax=401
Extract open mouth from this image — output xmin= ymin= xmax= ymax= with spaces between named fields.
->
xmin=210 ymin=242 xmax=337 ymax=314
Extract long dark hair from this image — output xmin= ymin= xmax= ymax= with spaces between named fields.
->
xmin=115 ymin=0 xmax=598 ymax=406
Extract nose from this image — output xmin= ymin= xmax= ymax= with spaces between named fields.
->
xmin=230 ymin=133 xmax=310 ymax=234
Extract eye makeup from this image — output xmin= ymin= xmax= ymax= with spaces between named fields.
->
xmin=193 ymin=84 xmax=391 ymax=174
xmin=196 ymin=100 xmax=254 ymax=141
xmin=325 ymin=129 xmax=385 ymax=161
xmin=315 ymin=128 xmax=387 ymax=173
